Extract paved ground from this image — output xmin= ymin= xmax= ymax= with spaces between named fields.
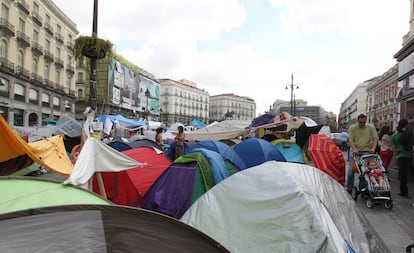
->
xmin=344 ymin=152 xmax=414 ymax=252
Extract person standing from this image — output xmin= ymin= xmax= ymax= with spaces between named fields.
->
xmin=391 ymin=119 xmax=413 ymax=197
xmin=346 ymin=114 xmax=378 ymax=193
xmin=155 ymin=127 xmax=164 ymax=150
xmin=174 ymin=126 xmax=185 ymax=159
xmin=378 ymin=126 xmax=393 ymax=170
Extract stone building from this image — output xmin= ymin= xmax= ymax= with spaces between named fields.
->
xmin=0 ymin=0 xmax=77 ymax=126
xmin=209 ymin=93 xmax=256 ymax=122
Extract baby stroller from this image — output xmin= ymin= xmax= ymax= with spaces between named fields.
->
xmin=351 ymin=153 xmax=393 ymax=209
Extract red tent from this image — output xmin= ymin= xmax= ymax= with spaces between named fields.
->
xmin=308 ymin=134 xmax=345 ymax=185
xmin=93 ymin=146 xmax=171 ymax=207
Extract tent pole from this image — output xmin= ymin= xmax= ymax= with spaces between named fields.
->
xmin=96 ymin=172 xmax=107 ymax=198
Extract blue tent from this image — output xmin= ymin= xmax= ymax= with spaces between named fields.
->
xmin=233 ymin=138 xmax=286 ymax=168
xmin=189 ymin=119 xmax=207 ymax=128
xmin=185 ymin=140 xmax=247 ymax=170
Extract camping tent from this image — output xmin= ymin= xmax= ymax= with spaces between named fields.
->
xmin=0 ymin=177 xmax=110 ymax=214
xmin=271 ymin=139 xmax=306 ymax=163
xmin=143 ymin=151 xmax=221 ymax=219
xmin=92 ymin=146 xmax=171 ymax=207
xmin=181 ymin=161 xmax=377 ymax=253
xmin=0 ymin=205 xmax=229 ymax=253
xmin=185 ymin=120 xmax=251 ymax=141
xmin=185 ymin=140 xmax=247 ymax=171
xmin=233 ymin=138 xmax=286 ymax=168
xmin=0 ymin=116 xmax=73 ymax=175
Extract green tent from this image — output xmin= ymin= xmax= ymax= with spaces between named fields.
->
xmin=0 ymin=177 xmax=111 ymax=214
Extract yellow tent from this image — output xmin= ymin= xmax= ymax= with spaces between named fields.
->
xmin=0 ymin=116 xmax=73 ymax=175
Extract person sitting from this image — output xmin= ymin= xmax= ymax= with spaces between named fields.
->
xmin=365 ymin=158 xmax=384 ymax=189
xmin=155 ymin=127 xmax=164 ymax=150
xmin=174 ymin=126 xmax=185 ymax=159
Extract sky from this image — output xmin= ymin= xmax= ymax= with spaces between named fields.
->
xmin=53 ymin=0 xmax=409 ymax=116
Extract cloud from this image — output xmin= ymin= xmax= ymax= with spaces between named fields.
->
xmin=54 ymin=0 xmax=409 ymax=116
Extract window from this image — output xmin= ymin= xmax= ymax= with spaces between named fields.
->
xmin=33 ymin=30 xmax=39 ymax=42
xmin=77 ymin=72 xmax=83 ymax=83
xmin=18 ymin=18 xmax=25 ymax=32
xmin=14 ymin=83 xmax=25 ymax=101
xmin=14 ymin=109 xmax=24 ymax=126
xmin=17 ymin=50 xmax=24 ymax=67
xmin=53 ymin=96 xmax=60 ymax=106
xmin=32 ymin=58 xmax=38 ymax=73
xmin=33 ymin=2 xmax=39 ymax=14
xmin=0 ymin=39 xmax=7 ymax=58
xmin=44 ymin=64 xmax=50 ymax=79
xmin=45 ymin=39 xmax=50 ymax=50
xmin=0 ymin=77 xmax=9 ymax=94
xmin=56 ymin=47 xmax=61 ymax=57
xmin=1 ymin=4 xmax=9 ymax=19
xmin=55 ymin=71 xmax=60 ymax=84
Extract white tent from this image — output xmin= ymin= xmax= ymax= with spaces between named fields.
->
xmin=185 ymin=120 xmax=251 ymax=141
xmin=181 ymin=161 xmax=379 ymax=253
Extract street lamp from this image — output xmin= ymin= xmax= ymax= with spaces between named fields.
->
xmin=88 ymin=0 xmax=98 ymax=111
xmin=285 ymin=73 xmax=299 ymax=116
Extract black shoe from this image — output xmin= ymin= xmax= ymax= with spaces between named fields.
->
xmin=398 ymin=193 xmax=409 ymax=198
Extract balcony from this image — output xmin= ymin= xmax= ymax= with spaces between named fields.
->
xmin=54 ymin=57 xmax=64 ymax=68
xmin=66 ymin=64 xmax=75 ymax=74
xmin=32 ymin=12 xmax=42 ymax=26
xmin=30 ymin=73 xmax=42 ymax=85
xmin=44 ymin=50 xmax=54 ymax=62
xmin=17 ymin=0 xmax=30 ymax=15
xmin=69 ymin=89 xmax=76 ymax=97
xmin=16 ymin=31 xmax=30 ymax=47
xmin=0 ymin=18 xmax=15 ymax=36
xmin=66 ymin=41 xmax=74 ymax=51
xmin=55 ymin=85 xmax=65 ymax=95
xmin=15 ymin=66 xmax=30 ymax=81
xmin=44 ymin=23 xmax=54 ymax=36
xmin=0 ymin=58 xmax=15 ymax=74
xmin=55 ymin=33 xmax=64 ymax=44
xmin=31 ymin=41 xmax=43 ymax=55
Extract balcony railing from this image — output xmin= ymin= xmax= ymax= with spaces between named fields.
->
xmin=0 ymin=18 xmax=15 ymax=36
xmin=17 ymin=0 xmax=30 ymax=15
xmin=55 ymin=33 xmax=64 ymax=44
xmin=66 ymin=64 xmax=75 ymax=74
xmin=32 ymin=12 xmax=42 ymax=26
xmin=31 ymin=41 xmax=43 ymax=55
xmin=31 ymin=73 xmax=42 ymax=85
xmin=16 ymin=31 xmax=30 ymax=47
xmin=54 ymin=57 xmax=64 ymax=68
xmin=15 ymin=66 xmax=30 ymax=80
xmin=44 ymin=23 xmax=54 ymax=36
xmin=66 ymin=41 xmax=74 ymax=51
xmin=44 ymin=50 xmax=54 ymax=62
xmin=0 ymin=58 xmax=15 ymax=74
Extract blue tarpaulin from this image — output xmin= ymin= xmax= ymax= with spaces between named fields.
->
xmin=189 ymin=119 xmax=207 ymax=128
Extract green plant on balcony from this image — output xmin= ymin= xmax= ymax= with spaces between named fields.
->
xmin=74 ymin=35 xmax=113 ymax=60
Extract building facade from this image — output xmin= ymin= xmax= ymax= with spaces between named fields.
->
xmin=338 ymin=78 xmax=376 ymax=131
xmin=272 ymin=99 xmax=330 ymax=126
xmin=0 ymin=0 xmax=77 ymax=126
xmin=393 ymin=0 xmax=414 ymax=120
xmin=366 ymin=64 xmax=399 ymax=131
xmin=159 ymin=78 xmax=209 ymax=126
xmin=209 ymin=93 xmax=256 ymax=122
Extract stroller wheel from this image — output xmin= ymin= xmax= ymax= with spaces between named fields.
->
xmin=366 ymin=199 xmax=373 ymax=209
xmin=384 ymin=200 xmax=393 ymax=210
xmin=351 ymin=187 xmax=358 ymax=201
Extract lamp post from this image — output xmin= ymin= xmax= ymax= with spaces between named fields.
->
xmin=88 ymin=0 xmax=98 ymax=111
xmin=285 ymin=73 xmax=299 ymax=116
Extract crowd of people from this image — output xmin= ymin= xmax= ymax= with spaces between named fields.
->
xmin=345 ymin=114 xmax=414 ymax=198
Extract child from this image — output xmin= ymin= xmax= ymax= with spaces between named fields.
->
xmin=366 ymin=158 xmax=384 ymax=188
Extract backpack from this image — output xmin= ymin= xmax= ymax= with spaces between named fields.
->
xmin=399 ymin=130 xmax=414 ymax=151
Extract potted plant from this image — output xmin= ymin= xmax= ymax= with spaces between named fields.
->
xmin=74 ymin=35 xmax=113 ymax=60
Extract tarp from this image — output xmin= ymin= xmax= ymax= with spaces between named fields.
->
xmin=308 ymin=134 xmax=346 ymax=185
xmin=92 ymin=146 xmax=171 ymax=207
xmin=181 ymin=161 xmax=372 ymax=253
xmin=185 ymin=120 xmax=251 ymax=141
xmin=99 ymin=114 xmax=146 ymax=129
xmin=0 ymin=177 xmax=110 ymax=214
xmin=0 ymin=205 xmax=230 ymax=253
xmin=233 ymin=138 xmax=286 ymax=168
xmin=189 ymin=119 xmax=207 ymax=128
xmin=0 ymin=116 xmax=73 ymax=175
xmin=64 ymin=138 xmax=144 ymax=186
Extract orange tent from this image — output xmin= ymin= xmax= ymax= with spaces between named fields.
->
xmin=0 ymin=116 xmax=73 ymax=176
